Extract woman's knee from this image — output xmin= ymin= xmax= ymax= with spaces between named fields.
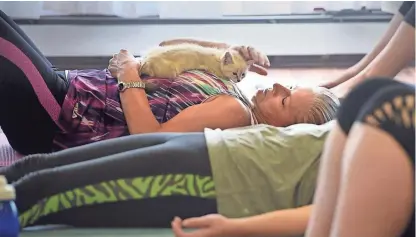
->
xmin=0 ymin=9 xmax=7 ymax=20
xmin=337 ymin=78 xmax=406 ymax=134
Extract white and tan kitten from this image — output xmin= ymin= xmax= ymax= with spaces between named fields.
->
xmin=139 ymin=43 xmax=254 ymax=84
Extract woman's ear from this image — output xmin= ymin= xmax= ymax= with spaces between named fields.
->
xmin=221 ymin=51 xmax=234 ymax=65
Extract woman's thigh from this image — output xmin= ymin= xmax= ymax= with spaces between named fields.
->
xmin=337 ymin=78 xmax=409 ymax=134
xmin=0 ymin=14 xmax=68 ymax=154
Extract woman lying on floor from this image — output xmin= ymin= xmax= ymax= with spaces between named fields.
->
xmin=0 ymin=78 xmax=413 ymax=237
xmin=0 ymin=9 xmax=339 ymax=156
xmin=1 ymin=2 xmax=415 ymax=236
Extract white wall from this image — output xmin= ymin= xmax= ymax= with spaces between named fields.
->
xmin=19 ymin=22 xmax=388 ymax=57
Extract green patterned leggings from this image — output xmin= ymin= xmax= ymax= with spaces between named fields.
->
xmin=0 ymin=133 xmax=217 ymax=228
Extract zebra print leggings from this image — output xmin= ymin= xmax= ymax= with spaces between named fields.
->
xmin=0 ymin=132 xmax=217 ymax=228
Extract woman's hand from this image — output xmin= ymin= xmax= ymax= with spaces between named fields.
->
xmin=319 ymin=66 xmax=360 ymax=89
xmin=230 ymin=45 xmax=270 ymax=76
xmin=171 ymin=214 xmax=236 ymax=237
xmin=108 ymin=49 xmax=141 ymax=81
xmin=230 ymin=45 xmax=270 ymax=69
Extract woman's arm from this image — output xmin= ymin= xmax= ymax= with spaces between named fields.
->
xmin=119 ymin=80 xmax=251 ymax=134
xmin=331 ymin=18 xmax=415 ymax=98
xmin=321 ymin=11 xmax=405 ymax=89
xmin=231 ymin=205 xmax=312 ymax=237
xmin=172 ymin=205 xmax=313 ymax=237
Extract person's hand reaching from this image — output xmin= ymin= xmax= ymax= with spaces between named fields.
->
xmin=230 ymin=45 xmax=270 ymax=76
xmin=319 ymin=66 xmax=361 ymax=89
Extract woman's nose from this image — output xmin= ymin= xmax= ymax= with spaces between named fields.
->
xmin=273 ymin=83 xmax=291 ymax=95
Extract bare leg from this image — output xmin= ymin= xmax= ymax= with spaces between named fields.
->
xmin=308 ymin=78 xmax=414 ymax=236
xmin=304 ymin=125 xmax=346 ymax=236
xmin=306 ymin=78 xmax=407 ymax=236
xmin=330 ymin=124 xmax=414 ymax=236
xmin=331 ymin=81 xmax=415 ymax=236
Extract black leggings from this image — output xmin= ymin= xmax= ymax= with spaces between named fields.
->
xmin=0 ymin=10 xmax=68 ymax=155
xmin=337 ymin=78 xmax=415 ymax=237
xmin=0 ymin=132 xmax=216 ymax=228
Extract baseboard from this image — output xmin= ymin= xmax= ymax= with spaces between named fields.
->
xmin=48 ymin=55 xmax=367 ymax=70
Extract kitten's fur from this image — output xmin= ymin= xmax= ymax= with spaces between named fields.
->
xmin=139 ymin=43 xmax=253 ymax=92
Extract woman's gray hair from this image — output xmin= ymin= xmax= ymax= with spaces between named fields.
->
xmin=298 ymin=86 xmax=340 ymax=125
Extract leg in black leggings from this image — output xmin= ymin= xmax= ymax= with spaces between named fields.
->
xmin=0 ymin=10 xmax=52 ymax=67
xmin=1 ymin=132 xmax=200 ymax=183
xmin=5 ymin=132 xmax=217 ymax=228
xmin=337 ymin=78 xmax=414 ymax=237
xmin=0 ymin=10 xmax=69 ymax=155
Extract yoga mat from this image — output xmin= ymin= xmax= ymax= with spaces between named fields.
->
xmin=21 ymin=226 xmax=174 ymax=237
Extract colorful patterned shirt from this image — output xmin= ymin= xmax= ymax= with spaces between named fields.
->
xmin=53 ymin=69 xmax=250 ymax=150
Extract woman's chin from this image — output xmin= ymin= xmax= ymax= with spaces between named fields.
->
xmin=251 ymin=95 xmax=256 ymax=103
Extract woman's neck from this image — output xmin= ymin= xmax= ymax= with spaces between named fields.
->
xmin=251 ymin=106 xmax=268 ymax=125
xmin=231 ymin=85 xmax=268 ymax=125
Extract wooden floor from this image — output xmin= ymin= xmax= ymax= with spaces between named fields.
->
xmin=238 ymin=67 xmax=415 ymax=97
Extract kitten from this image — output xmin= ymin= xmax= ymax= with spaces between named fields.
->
xmin=138 ymin=43 xmax=253 ymax=92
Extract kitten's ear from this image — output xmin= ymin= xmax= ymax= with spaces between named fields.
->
xmin=222 ymin=51 xmax=234 ymax=65
xmin=246 ymin=60 xmax=255 ymax=66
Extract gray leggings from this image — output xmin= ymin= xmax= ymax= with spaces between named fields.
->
xmin=0 ymin=133 xmax=217 ymax=228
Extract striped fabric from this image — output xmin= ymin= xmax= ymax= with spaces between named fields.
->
xmin=53 ymin=69 xmax=246 ymax=150
xmin=0 ymin=133 xmax=22 ymax=167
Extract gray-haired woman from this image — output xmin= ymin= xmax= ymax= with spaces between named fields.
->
xmin=0 ymin=9 xmax=339 ymax=156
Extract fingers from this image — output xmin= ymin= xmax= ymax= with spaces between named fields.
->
xmin=248 ymin=46 xmax=269 ymax=67
xmin=182 ymin=216 xmax=211 ymax=228
xmin=318 ymin=81 xmax=334 ymax=89
xmin=249 ymin=64 xmax=268 ymax=76
xmin=246 ymin=46 xmax=259 ymax=65
xmin=235 ymin=45 xmax=270 ymax=67
xmin=172 ymin=216 xmax=213 ymax=237
xmin=119 ymin=49 xmax=128 ymax=53
xmin=172 ymin=217 xmax=189 ymax=237
xmin=237 ymin=46 xmax=250 ymax=60
xmin=260 ymin=52 xmax=270 ymax=67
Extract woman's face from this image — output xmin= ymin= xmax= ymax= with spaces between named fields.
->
xmin=252 ymin=83 xmax=316 ymax=126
